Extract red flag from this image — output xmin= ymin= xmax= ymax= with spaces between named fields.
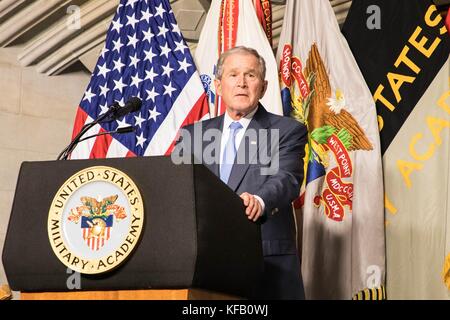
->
xmin=252 ymin=0 xmax=272 ymax=46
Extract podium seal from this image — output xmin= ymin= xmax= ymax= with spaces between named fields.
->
xmin=47 ymin=166 xmax=144 ymax=274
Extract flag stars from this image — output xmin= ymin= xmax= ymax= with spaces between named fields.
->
xmin=146 ymin=87 xmax=159 ymax=103
xmin=145 ymin=67 xmax=158 ymax=82
xmin=112 ymin=38 xmax=123 ymax=53
xmin=111 ymin=19 xmax=123 ymax=34
xmin=171 ymin=23 xmax=181 ymax=36
xmin=155 ymin=4 xmax=166 ymax=19
xmin=164 ymin=82 xmax=176 ymax=97
xmin=174 ymin=40 xmax=187 ymax=53
xmin=83 ymin=88 xmax=96 ymax=103
xmin=127 ymin=0 xmax=139 ymax=8
xmin=76 ymin=2 xmax=201 ymax=157
xmin=99 ymin=83 xmax=109 ymax=97
xmin=99 ymin=103 xmax=109 ymax=115
xmin=127 ymin=33 xmax=139 ymax=48
xmin=136 ymin=132 xmax=147 ymax=148
xmin=116 ymin=117 xmax=129 ymax=129
xmin=141 ymin=8 xmax=153 ymax=23
xmin=126 ymin=13 xmax=139 ymax=29
xmin=97 ymin=62 xmax=110 ymax=78
xmin=130 ymin=54 xmax=140 ymax=68
xmin=178 ymin=58 xmax=191 ymax=73
xmin=160 ymin=43 xmax=171 ymax=58
xmin=113 ymin=58 xmax=125 ymax=72
xmin=142 ymin=29 xmax=154 ymax=43
xmin=144 ymin=47 xmax=157 ymax=62
xmin=130 ymin=73 xmax=143 ymax=89
xmin=134 ymin=112 xmax=146 ymax=128
xmin=162 ymin=62 xmax=174 ymax=77
xmin=148 ymin=106 xmax=161 ymax=122
xmin=158 ymin=24 xmax=169 ymax=38
xmin=101 ymin=46 xmax=109 ymax=59
xmin=113 ymin=78 xmax=127 ymax=92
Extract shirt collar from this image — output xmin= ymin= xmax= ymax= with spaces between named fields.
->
xmin=223 ymin=106 xmax=258 ymax=132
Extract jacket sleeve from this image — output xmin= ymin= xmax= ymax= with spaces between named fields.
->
xmin=255 ymin=122 xmax=307 ymax=216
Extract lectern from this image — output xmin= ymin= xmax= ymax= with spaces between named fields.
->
xmin=2 ymin=156 xmax=263 ymax=299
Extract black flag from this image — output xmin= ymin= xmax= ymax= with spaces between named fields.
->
xmin=342 ymin=0 xmax=450 ymax=154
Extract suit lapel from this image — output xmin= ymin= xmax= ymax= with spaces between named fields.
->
xmin=202 ymin=115 xmax=224 ymax=177
xmin=227 ymin=105 xmax=271 ymax=192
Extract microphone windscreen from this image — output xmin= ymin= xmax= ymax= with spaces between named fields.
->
xmin=126 ymin=97 xmax=142 ymax=112
xmin=116 ymin=97 xmax=142 ymax=117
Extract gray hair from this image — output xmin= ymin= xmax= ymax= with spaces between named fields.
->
xmin=215 ymin=46 xmax=266 ymax=80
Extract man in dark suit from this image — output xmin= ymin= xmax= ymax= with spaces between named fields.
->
xmin=174 ymin=46 xmax=307 ymax=299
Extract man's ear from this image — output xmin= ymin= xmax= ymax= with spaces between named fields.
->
xmin=260 ymin=80 xmax=268 ymax=98
xmin=214 ymin=79 xmax=222 ymax=96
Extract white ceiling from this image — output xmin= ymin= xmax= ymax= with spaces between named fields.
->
xmin=5 ymin=0 xmax=443 ymax=76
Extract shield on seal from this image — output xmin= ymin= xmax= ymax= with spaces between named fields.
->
xmin=66 ymin=195 xmax=127 ymax=251
xmin=81 ymin=215 xmax=113 ymax=251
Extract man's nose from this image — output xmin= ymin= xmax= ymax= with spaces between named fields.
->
xmin=236 ymin=74 xmax=247 ymax=87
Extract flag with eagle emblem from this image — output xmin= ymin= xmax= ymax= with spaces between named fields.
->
xmin=276 ymin=0 xmax=385 ymax=299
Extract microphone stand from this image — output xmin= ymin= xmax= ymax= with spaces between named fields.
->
xmin=57 ymin=102 xmax=121 ymax=160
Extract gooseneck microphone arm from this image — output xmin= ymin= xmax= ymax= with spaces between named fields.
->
xmin=57 ymin=103 xmax=120 ymax=161
xmin=76 ymin=126 xmax=135 ymax=144
xmin=57 ymin=97 xmax=142 ymax=160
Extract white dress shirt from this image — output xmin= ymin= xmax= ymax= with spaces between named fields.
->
xmin=220 ymin=107 xmax=265 ymax=212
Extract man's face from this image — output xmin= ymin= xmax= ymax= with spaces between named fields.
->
xmin=214 ymin=53 xmax=268 ymax=117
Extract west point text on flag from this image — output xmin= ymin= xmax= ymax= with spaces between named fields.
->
xmin=276 ymin=0 xmax=385 ymax=299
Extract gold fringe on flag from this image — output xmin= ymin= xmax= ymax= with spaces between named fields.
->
xmin=442 ymin=253 xmax=450 ymax=290
xmin=352 ymin=285 xmax=387 ymax=300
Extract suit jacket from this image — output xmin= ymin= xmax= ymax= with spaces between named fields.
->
xmin=178 ymin=105 xmax=307 ymax=258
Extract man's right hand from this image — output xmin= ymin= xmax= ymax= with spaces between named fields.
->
xmin=240 ymin=192 xmax=263 ymax=222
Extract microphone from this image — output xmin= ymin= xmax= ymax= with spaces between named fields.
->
xmin=113 ymin=97 xmax=142 ymax=119
xmin=57 ymin=97 xmax=142 ymax=160
xmin=77 ymin=126 xmax=135 ymax=144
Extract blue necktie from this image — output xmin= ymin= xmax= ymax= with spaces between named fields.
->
xmin=220 ymin=121 xmax=243 ymax=184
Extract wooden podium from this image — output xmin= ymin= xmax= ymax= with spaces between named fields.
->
xmin=3 ymin=157 xmax=263 ymax=300
xmin=21 ymin=289 xmax=239 ymax=300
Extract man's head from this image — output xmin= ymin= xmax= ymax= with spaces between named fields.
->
xmin=214 ymin=46 xmax=268 ymax=119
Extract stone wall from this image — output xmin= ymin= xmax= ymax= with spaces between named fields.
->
xmin=0 ymin=45 xmax=90 ymax=291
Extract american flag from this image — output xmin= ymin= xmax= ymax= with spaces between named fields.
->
xmin=70 ymin=0 xmax=209 ymax=159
